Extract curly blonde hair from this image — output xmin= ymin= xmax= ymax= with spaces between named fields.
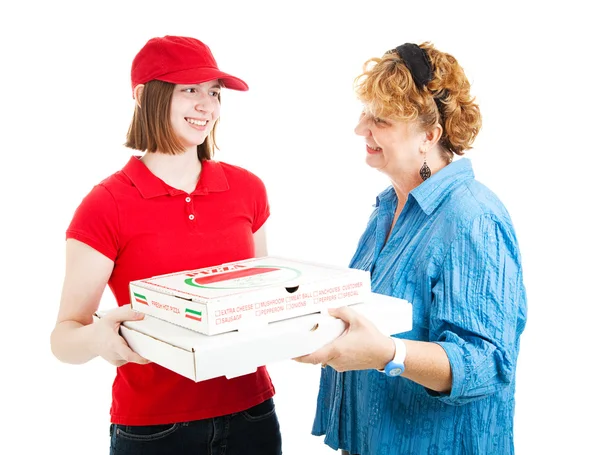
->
xmin=354 ymin=42 xmax=482 ymax=162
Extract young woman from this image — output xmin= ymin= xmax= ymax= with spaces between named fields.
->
xmin=50 ymin=35 xmax=281 ymax=455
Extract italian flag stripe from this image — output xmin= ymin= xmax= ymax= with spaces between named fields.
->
xmin=133 ymin=292 xmax=148 ymax=305
xmin=185 ymin=308 xmax=202 ymax=322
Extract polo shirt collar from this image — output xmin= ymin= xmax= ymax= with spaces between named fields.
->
xmin=122 ymin=156 xmax=229 ymax=198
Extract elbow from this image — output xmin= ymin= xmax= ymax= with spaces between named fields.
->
xmin=50 ymin=325 xmax=66 ymax=363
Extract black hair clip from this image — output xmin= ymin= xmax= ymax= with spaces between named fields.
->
xmin=390 ymin=43 xmax=433 ymax=88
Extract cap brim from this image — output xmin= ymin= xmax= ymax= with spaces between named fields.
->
xmin=155 ymin=67 xmax=249 ymax=91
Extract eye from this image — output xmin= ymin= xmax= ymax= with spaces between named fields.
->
xmin=373 ymin=116 xmax=390 ymax=127
xmin=183 ymin=87 xmax=197 ymax=93
xmin=209 ymin=90 xmax=221 ymax=97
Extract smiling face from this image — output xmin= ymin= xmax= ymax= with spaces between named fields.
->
xmin=355 ymin=110 xmax=426 ymax=181
xmin=170 ymin=80 xmax=221 ymax=153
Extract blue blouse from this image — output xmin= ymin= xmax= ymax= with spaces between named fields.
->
xmin=312 ymin=158 xmax=527 ymax=455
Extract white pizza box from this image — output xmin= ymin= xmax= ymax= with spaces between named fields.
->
xmin=97 ymin=292 xmax=412 ymax=382
xmin=129 ymin=256 xmax=371 ymax=335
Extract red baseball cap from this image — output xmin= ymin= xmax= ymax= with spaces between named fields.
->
xmin=131 ymin=35 xmax=248 ymax=91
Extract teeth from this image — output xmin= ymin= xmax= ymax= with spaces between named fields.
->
xmin=368 ymin=145 xmax=382 ymax=151
xmin=186 ymin=118 xmax=208 ymax=126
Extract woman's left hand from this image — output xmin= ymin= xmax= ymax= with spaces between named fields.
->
xmin=294 ymin=306 xmax=396 ymax=372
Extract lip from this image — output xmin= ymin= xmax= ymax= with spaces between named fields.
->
xmin=366 ymin=144 xmax=382 ymax=154
xmin=185 ymin=117 xmax=210 ymax=130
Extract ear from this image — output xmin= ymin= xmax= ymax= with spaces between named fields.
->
xmin=422 ymin=123 xmax=443 ymax=151
xmin=133 ymin=84 xmax=145 ymax=108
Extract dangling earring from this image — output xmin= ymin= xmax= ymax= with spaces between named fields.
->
xmin=420 ymin=153 xmax=431 ymax=181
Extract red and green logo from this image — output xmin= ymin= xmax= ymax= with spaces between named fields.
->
xmin=184 ymin=265 xmax=301 ymax=290
xmin=185 ymin=308 xmax=202 ymax=322
xmin=133 ymin=292 xmax=148 ymax=305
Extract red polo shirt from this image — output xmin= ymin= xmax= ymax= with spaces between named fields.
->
xmin=66 ymin=156 xmax=275 ymax=425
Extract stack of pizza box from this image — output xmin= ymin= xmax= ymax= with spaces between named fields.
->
xmin=97 ymin=256 xmax=412 ymax=382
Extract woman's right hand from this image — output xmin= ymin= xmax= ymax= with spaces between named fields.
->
xmin=90 ymin=305 xmax=149 ymax=367
xmin=52 ymin=239 xmax=151 ymax=366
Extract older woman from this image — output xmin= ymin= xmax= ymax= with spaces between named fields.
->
xmin=297 ymin=42 xmax=527 ymax=454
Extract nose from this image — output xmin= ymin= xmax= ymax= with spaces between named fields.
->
xmin=354 ymin=114 xmax=370 ymax=137
xmin=194 ymin=93 xmax=213 ymax=113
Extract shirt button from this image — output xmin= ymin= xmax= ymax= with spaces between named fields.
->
xmin=185 ymin=197 xmax=191 ymax=202
xmin=189 ymin=214 xmax=195 ymax=220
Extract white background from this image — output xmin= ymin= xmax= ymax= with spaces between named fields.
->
xmin=1 ymin=0 xmax=598 ymax=453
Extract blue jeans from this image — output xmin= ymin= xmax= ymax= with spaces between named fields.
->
xmin=109 ymin=398 xmax=281 ymax=455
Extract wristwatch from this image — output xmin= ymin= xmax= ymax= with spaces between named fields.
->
xmin=380 ymin=337 xmax=406 ymax=377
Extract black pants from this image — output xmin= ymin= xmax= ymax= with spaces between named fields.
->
xmin=109 ymin=398 xmax=281 ymax=455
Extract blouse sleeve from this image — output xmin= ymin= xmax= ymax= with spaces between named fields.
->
xmin=428 ymin=213 xmax=527 ymax=405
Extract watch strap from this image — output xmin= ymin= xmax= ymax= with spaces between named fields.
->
xmin=378 ymin=337 xmax=406 ymax=377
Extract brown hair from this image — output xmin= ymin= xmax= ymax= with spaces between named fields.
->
xmin=354 ymin=42 xmax=481 ymax=162
xmin=125 ymin=80 xmax=219 ymax=160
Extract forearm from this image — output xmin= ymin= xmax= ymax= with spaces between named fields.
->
xmin=400 ymin=340 xmax=452 ymax=393
xmin=50 ymin=320 xmax=98 ymax=365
